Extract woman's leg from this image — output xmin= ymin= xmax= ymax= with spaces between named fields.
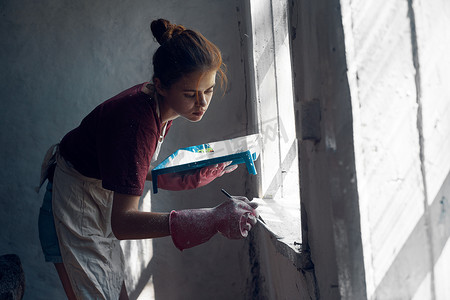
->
xmin=38 ymin=182 xmax=75 ymax=298
xmin=54 ymin=263 xmax=76 ymax=300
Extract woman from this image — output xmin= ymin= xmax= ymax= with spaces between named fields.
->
xmin=38 ymin=19 xmax=258 ymax=299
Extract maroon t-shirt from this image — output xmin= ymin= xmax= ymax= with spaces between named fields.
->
xmin=59 ymin=83 xmax=172 ymax=196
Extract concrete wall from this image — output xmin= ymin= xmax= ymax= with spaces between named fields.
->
xmin=290 ymin=0 xmax=366 ymax=298
xmin=245 ymin=225 xmax=316 ymax=299
xmin=342 ymin=0 xmax=424 ymax=297
xmin=291 ymin=0 xmax=450 ymax=298
xmin=342 ymin=0 xmax=450 ymax=298
xmin=0 ymin=1 xmax=257 ymax=299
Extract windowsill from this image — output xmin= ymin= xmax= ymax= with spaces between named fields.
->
xmin=252 ymin=197 xmax=313 ymax=270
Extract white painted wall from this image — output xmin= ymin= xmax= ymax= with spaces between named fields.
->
xmin=289 ymin=0 xmax=450 ymax=298
xmin=342 ymin=0 xmax=450 ymax=298
xmin=414 ymin=0 xmax=450 ymax=205
xmin=342 ymin=0 xmax=424 ymax=295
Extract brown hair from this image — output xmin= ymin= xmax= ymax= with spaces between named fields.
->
xmin=150 ymin=19 xmax=227 ymax=91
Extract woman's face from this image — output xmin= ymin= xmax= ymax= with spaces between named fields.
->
xmin=156 ymin=69 xmax=217 ymax=123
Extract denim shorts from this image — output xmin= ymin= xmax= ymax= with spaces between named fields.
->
xmin=38 ymin=182 xmax=63 ymax=263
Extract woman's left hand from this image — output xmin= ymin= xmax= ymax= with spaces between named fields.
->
xmin=157 ymin=161 xmax=238 ymax=191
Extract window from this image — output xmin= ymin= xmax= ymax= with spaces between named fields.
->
xmin=239 ymin=0 xmax=301 ymax=247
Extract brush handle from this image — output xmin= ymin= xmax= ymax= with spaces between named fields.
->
xmin=221 ymin=188 xmax=233 ymax=199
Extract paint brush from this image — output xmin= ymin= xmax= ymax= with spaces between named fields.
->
xmin=221 ymin=188 xmax=233 ymax=199
xmin=220 ymin=189 xmax=266 ymax=225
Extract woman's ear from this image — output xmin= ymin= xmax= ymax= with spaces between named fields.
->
xmin=153 ymin=78 xmax=167 ymax=97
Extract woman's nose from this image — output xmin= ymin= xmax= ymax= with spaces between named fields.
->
xmin=197 ymin=93 xmax=207 ymax=107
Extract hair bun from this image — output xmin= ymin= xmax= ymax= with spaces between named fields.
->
xmin=151 ymin=19 xmax=186 ymax=45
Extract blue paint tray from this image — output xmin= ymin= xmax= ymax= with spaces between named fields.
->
xmin=151 ymin=133 xmax=261 ymax=193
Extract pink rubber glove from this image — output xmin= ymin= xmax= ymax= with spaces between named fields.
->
xmin=169 ymin=196 xmax=258 ymax=251
xmin=157 ymin=161 xmax=238 ymax=191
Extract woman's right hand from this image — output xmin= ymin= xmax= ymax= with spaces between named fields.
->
xmin=169 ymin=196 xmax=258 ymax=251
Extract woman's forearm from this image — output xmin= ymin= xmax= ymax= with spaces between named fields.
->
xmin=111 ymin=192 xmax=170 ymax=240
xmin=112 ymin=210 xmax=170 ymax=240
